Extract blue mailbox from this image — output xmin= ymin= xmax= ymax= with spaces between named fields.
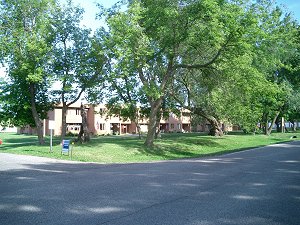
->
xmin=62 ymin=140 xmax=70 ymax=155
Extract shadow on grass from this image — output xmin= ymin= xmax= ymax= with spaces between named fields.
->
xmin=1 ymin=132 xmax=298 ymax=162
xmin=3 ymin=136 xmax=38 ymax=144
xmin=76 ymin=133 xmax=223 ymax=160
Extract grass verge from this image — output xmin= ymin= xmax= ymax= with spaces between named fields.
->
xmin=0 ymin=132 xmax=298 ymax=163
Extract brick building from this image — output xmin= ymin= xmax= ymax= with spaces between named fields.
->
xmin=18 ymin=103 xmax=192 ymax=136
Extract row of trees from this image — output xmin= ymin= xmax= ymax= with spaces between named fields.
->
xmin=0 ymin=0 xmax=300 ymax=147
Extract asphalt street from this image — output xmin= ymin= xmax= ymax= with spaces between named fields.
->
xmin=0 ymin=141 xmax=300 ymax=225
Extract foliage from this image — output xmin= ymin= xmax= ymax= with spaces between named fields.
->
xmin=171 ymin=0 xmax=299 ymax=135
xmin=0 ymin=0 xmax=56 ymax=144
xmin=101 ymin=0 xmax=264 ymax=145
xmin=0 ymin=0 xmax=299 ymax=146
xmin=51 ymin=0 xmax=107 ymax=139
xmin=278 ymin=28 xmax=300 ymax=125
xmin=0 ymin=76 xmax=52 ymax=126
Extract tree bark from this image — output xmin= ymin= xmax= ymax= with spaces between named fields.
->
xmin=144 ymin=99 xmax=163 ymax=147
xmin=262 ymin=112 xmax=269 ymax=135
xmin=29 ymin=83 xmax=45 ymax=145
xmin=192 ymin=107 xmax=223 ymax=137
xmin=60 ymin=88 xmax=85 ymax=141
xmin=61 ymin=102 xmax=67 ymax=140
xmin=207 ymin=117 xmax=223 ymax=137
xmin=155 ymin=111 xmax=162 ymax=139
xmin=77 ymin=104 xmax=90 ymax=143
xmin=266 ymin=111 xmax=280 ymax=135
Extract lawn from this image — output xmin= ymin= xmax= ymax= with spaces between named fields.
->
xmin=0 ymin=132 xmax=298 ymax=163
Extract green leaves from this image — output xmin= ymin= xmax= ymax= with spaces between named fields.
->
xmin=0 ymin=0 xmax=299 ymax=141
xmin=0 ymin=0 xmax=55 ymax=132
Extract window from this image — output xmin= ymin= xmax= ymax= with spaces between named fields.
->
xmin=100 ymin=123 xmax=105 ymax=130
xmin=76 ymin=109 xmax=81 ymax=115
xmin=170 ymin=123 xmax=174 ymax=129
xmin=177 ymin=124 xmax=181 ymax=130
xmin=96 ymin=122 xmax=105 ymax=130
xmin=67 ymin=123 xmax=81 ymax=132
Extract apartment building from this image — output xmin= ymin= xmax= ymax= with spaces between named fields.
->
xmin=18 ymin=103 xmax=192 ymax=136
xmin=88 ymin=104 xmax=137 ymax=135
xmin=18 ymin=102 xmax=85 ymax=136
xmin=89 ymin=104 xmax=192 ymax=135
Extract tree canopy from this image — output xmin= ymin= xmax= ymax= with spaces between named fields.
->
xmin=0 ymin=0 xmax=299 ymax=147
xmin=0 ymin=0 xmax=56 ymax=144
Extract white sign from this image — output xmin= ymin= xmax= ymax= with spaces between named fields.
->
xmin=49 ymin=120 xmax=55 ymax=130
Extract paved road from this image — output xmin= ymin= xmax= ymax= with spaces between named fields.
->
xmin=0 ymin=141 xmax=300 ymax=225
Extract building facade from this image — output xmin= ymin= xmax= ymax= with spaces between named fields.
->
xmin=18 ymin=103 xmax=193 ymax=136
xmin=16 ymin=103 xmax=300 ymax=136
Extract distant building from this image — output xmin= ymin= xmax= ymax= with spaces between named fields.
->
xmin=0 ymin=126 xmax=17 ymax=133
xmin=18 ymin=103 xmax=193 ymax=136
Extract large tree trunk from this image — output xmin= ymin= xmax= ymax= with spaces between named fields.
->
xmin=144 ymin=99 xmax=163 ymax=147
xmin=29 ymin=83 xmax=45 ymax=145
xmin=262 ymin=112 xmax=269 ymax=135
xmin=207 ymin=117 xmax=223 ymax=137
xmin=155 ymin=111 xmax=162 ymax=139
xmin=192 ymin=107 xmax=223 ymax=137
xmin=77 ymin=104 xmax=90 ymax=143
xmin=61 ymin=102 xmax=67 ymax=140
xmin=60 ymin=88 xmax=85 ymax=141
xmin=266 ymin=111 xmax=280 ymax=135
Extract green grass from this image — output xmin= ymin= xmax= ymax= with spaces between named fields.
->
xmin=0 ymin=132 xmax=299 ymax=163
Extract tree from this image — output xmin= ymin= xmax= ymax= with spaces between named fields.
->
xmin=253 ymin=3 xmax=298 ymax=135
xmin=101 ymin=0 xmax=247 ymax=146
xmin=0 ymin=73 xmax=52 ymax=128
xmin=276 ymin=28 xmax=300 ymax=132
xmin=99 ymin=33 xmax=144 ymax=138
xmin=51 ymin=0 xmax=106 ymax=140
xmin=76 ymin=103 xmax=90 ymax=143
xmin=0 ymin=0 xmax=56 ymax=144
xmin=171 ymin=0 xmax=298 ymax=136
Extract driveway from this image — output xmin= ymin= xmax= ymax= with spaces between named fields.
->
xmin=0 ymin=141 xmax=300 ymax=225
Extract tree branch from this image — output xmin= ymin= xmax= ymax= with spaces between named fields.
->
xmin=66 ymin=88 xmax=85 ymax=106
xmin=176 ymin=34 xmax=232 ymax=69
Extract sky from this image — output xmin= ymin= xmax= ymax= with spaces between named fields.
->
xmin=276 ymin=0 xmax=300 ymax=20
xmin=74 ymin=0 xmax=300 ymax=29
xmin=70 ymin=0 xmax=119 ymax=30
